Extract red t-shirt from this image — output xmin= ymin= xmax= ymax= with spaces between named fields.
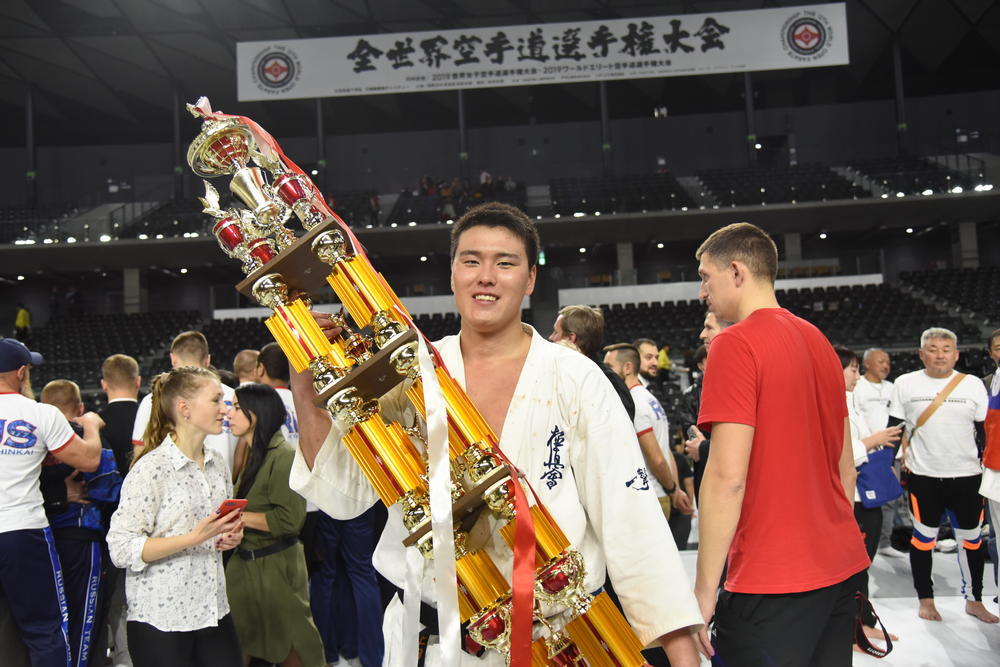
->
xmin=697 ymin=308 xmax=869 ymax=594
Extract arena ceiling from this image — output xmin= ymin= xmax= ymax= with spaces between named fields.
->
xmin=0 ymin=0 xmax=998 ymax=147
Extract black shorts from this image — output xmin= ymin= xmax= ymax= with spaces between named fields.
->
xmin=712 ymin=575 xmax=859 ymax=667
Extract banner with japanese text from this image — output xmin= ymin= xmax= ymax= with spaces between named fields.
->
xmin=236 ymin=3 xmax=847 ymax=101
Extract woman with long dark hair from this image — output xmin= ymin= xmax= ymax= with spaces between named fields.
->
xmin=107 ymin=366 xmax=244 ymax=667
xmin=225 ymin=383 xmax=324 ymax=667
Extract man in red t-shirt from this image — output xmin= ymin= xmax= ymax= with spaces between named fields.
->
xmin=692 ymin=223 xmax=870 ymax=666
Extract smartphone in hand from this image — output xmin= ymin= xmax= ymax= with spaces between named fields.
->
xmin=216 ymin=499 xmax=248 ymax=517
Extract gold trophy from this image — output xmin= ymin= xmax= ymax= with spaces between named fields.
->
xmin=185 ymin=101 xmax=644 ymax=666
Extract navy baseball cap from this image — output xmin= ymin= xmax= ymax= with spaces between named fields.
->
xmin=0 ymin=338 xmax=44 ymax=372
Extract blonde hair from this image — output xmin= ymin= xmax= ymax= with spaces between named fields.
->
xmin=102 ymin=354 xmax=139 ymax=389
xmin=171 ymin=331 xmax=210 ymax=365
xmin=133 ymin=366 xmax=219 ymax=469
xmin=40 ymin=379 xmax=82 ymax=417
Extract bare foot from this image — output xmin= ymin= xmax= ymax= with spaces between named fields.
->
xmin=918 ymin=598 xmax=942 ymax=621
xmin=966 ymin=601 xmax=1000 ymax=624
xmin=863 ymin=624 xmax=899 ymax=641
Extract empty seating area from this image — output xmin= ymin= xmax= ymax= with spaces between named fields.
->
xmin=777 ymin=284 xmax=975 ymax=347
xmin=549 ymin=173 xmax=693 ymax=216
xmin=850 ymin=156 xmax=976 ymax=195
xmin=0 ymin=205 xmax=83 ymax=243
xmin=900 ymin=267 xmax=1000 ymax=322
xmin=411 ymin=312 xmax=461 ymax=341
xmin=600 ymin=300 xmax=705 ymax=351
xmin=121 ymin=200 xmax=207 ymax=239
xmin=595 ymin=284 xmax=975 ymax=358
xmin=698 ymin=164 xmax=863 ymax=206
xmin=30 ymin=311 xmax=201 ymax=390
xmin=386 ymin=187 xmax=527 ymax=227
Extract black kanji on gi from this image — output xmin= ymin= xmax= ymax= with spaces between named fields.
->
xmin=347 ymin=38 xmax=384 ymax=73
xmin=419 ymin=35 xmax=451 ymax=68
xmin=484 ymin=31 xmax=515 ymax=64
xmin=587 ymin=24 xmax=618 ymax=58
xmin=553 ymin=28 xmax=586 ymax=61
xmin=662 ymin=19 xmax=694 ymax=54
xmin=694 ymin=17 xmax=731 ymax=52
xmin=517 ymin=28 xmax=550 ymax=62
xmin=386 ymin=37 xmax=416 ymax=69
xmin=620 ymin=20 xmax=660 ymax=56
xmin=452 ymin=34 xmax=482 ymax=66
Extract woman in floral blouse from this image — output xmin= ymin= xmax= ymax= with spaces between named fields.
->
xmin=108 ymin=366 xmax=244 ymax=666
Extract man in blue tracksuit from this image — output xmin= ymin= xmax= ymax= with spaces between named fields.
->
xmin=41 ymin=379 xmax=123 ymax=667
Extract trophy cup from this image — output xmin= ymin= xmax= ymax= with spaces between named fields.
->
xmin=185 ymin=101 xmax=645 ymax=667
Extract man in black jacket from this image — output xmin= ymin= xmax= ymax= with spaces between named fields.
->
xmin=681 ymin=312 xmax=727 ymax=501
xmin=98 ymin=353 xmax=140 ymax=667
xmin=98 ymin=354 xmax=140 ymax=477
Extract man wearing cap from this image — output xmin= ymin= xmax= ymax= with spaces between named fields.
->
xmin=0 ymin=338 xmax=104 ymax=667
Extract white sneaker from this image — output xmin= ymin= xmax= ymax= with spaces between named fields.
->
xmin=935 ymin=538 xmax=958 ymax=553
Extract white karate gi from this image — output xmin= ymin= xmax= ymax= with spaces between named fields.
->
xmin=289 ymin=326 xmax=702 ymax=662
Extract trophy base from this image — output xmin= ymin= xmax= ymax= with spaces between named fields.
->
xmin=235 ymin=214 xmax=349 ymax=300
xmin=313 ymin=327 xmax=419 ymax=408
xmin=400 ymin=466 xmax=511 ymax=549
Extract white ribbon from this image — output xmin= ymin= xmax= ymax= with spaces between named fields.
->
xmin=418 ymin=337 xmax=461 ymax=666
xmin=395 ymin=547 xmax=424 ymax=667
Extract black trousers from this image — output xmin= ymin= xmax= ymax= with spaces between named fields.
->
xmin=127 ymin=614 xmax=241 ymax=667
xmin=712 ymin=575 xmax=859 ymax=667
xmin=906 ymin=473 xmax=985 ymax=601
xmin=853 ymin=501 xmax=882 ymax=627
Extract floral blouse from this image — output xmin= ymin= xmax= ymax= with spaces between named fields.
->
xmin=107 ymin=436 xmax=232 ymax=631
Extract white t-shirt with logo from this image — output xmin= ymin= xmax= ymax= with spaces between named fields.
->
xmin=0 ymin=392 xmax=76 ymax=532
xmin=889 ymin=370 xmax=988 ymax=478
xmin=853 ymin=376 xmax=893 ymax=434
xmin=630 ymin=383 xmax=672 ymax=498
xmin=132 ymin=384 xmax=237 ymax=474
xmin=275 ymin=387 xmax=299 ymax=446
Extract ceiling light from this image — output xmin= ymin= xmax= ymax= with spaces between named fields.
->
xmin=419 ymin=256 xmax=427 ymax=262
xmin=905 ymin=227 xmax=913 ymax=234
xmin=180 ymin=268 xmax=188 ymax=274
xmin=819 ymin=232 xmax=827 ymax=239
xmin=99 ymin=234 xmax=111 ymax=242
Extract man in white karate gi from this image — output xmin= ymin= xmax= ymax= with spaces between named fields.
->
xmin=288 ymin=202 xmax=701 ymax=665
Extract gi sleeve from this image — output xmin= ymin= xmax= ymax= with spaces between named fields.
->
xmin=289 ymin=416 xmax=379 ymax=520
xmin=131 ymin=394 xmax=152 ymax=446
xmin=570 ymin=364 xmax=703 ymax=646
